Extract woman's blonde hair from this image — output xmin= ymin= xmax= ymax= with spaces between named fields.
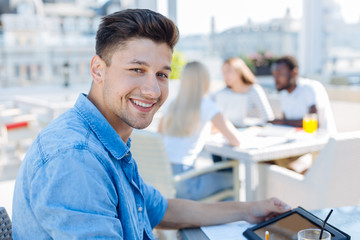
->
xmin=161 ymin=61 xmax=210 ymax=136
xmin=224 ymin=57 xmax=256 ymax=86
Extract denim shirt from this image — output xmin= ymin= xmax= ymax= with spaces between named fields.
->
xmin=12 ymin=93 xmax=168 ymax=239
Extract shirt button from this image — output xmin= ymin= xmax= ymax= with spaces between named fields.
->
xmin=138 ymin=206 xmax=143 ymax=212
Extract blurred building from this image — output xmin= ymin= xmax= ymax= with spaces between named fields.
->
xmin=177 ymin=9 xmax=299 ymax=60
xmin=177 ymin=0 xmax=360 ymax=78
xmin=0 ymin=0 xmax=103 ymax=87
xmin=0 ymin=0 xmax=175 ymax=87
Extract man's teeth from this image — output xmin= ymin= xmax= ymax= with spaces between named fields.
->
xmin=133 ymin=100 xmax=152 ymax=108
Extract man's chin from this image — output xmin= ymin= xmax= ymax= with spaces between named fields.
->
xmin=122 ymin=111 xmax=157 ymax=130
xmin=133 ymin=124 xmax=150 ymax=130
xmin=129 ymin=119 xmax=153 ymax=130
xmin=276 ymin=86 xmax=283 ymax=92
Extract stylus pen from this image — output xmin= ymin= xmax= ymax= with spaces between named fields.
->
xmin=265 ymin=231 xmax=269 ymax=240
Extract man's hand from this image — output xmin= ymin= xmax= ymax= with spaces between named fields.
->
xmin=268 ymin=119 xmax=285 ymax=125
xmin=244 ymin=197 xmax=291 ymax=224
xmin=159 ymin=198 xmax=291 ymax=229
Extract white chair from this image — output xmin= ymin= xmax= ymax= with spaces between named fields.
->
xmin=0 ymin=180 xmax=16 ymax=219
xmin=312 ymin=80 xmax=337 ymax=133
xmin=0 ymin=107 xmax=39 ymax=180
xmin=261 ymin=131 xmax=360 ymax=210
xmin=2 ymin=118 xmax=37 ymax=157
xmin=130 ymin=130 xmax=240 ymax=202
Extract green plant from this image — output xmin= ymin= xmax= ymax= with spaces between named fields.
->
xmin=239 ymin=54 xmax=256 ymax=73
xmin=169 ymin=50 xmax=187 ymax=80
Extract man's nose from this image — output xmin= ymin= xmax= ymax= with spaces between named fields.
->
xmin=141 ymin=74 xmax=161 ymax=98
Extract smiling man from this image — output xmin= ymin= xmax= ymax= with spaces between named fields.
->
xmin=88 ymin=37 xmax=172 ymax=137
xmin=12 ymin=9 xmax=290 ymax=239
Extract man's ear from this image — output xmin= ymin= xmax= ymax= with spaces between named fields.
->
xmin=291 ymin=67 xmax=298 ymax=78
xmin=90 ymin=55 xmax=105 ymax=83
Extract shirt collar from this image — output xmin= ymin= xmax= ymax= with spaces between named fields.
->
xmin=74 ymin=93 xmax=131 ymax=160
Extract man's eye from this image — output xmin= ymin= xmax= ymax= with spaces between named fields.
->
xmin=157 ymin=73 xmax=168 ymax=79
xmin=131 ymin=68 xmax=142 ymax=73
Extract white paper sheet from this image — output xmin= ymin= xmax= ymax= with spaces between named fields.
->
xmin=257 ymin=125 xmax=296 ymax=137
xmin=200 ymin=221 xmax=255 ymax=240
xmin=236 ymin=136 xmax=289 ymax=149
xmin=210 ymin=133 xmax=289 ymax=150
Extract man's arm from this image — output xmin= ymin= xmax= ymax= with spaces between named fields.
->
xmin=157 ymin=198 xmax=291 ymax=229
xmin=269 ymin=118 xmax=303 ymax=127
xmin=268 ymin=105 xmax=318 ymax=128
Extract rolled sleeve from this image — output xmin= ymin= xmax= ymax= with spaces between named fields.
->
xmin=140 ymin=177 xmax=168 ymax=228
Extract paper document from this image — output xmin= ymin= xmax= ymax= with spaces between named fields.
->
xmin=201 ymin=221 xmax=254 ymax=240
xmin=209 ymin=133 xmax=289 ymax=149
xmin=237 ymin=136 xmax=289 ymax=149
xmin=257 ymin=125 xmax=297 ymax=137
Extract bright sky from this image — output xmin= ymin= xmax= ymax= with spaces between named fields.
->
xmin=175 ymin=0 xmax=360 ymax=36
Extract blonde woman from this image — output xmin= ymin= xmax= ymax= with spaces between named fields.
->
xmin=213 ymin=57 xmax=274 ymax=128
xmin=158 ymin=61 xmax=240 ymax=200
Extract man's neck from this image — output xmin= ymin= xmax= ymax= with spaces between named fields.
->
xmin=287 ymin=84 xmax=297 ymax=93
xmin=286 ymin=77 xmax=298 ymax=93
xmin=121 ymin=127 xmax=134 ymax=144
xmin=88 ymin=89 xmax=133 ymax=144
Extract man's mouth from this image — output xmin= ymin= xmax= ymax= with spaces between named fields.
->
xmin=131 ymin=99 xmax=154 ymax=108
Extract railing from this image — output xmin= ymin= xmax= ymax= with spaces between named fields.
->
xmin=324 ymin=56 xmax=360 ymax=78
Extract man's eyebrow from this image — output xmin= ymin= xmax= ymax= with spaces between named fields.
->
xmin=129 ymin=60 xmax=149 ymax=66
xmin=163 ymin=65 xmax=172 ymax=71
xmin=129 ymin=59 xmax=172 ymax=71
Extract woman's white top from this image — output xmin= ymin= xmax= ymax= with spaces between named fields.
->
xmin=212 ymin=84 xmax=274 ymax=127
xmin=163 ymin=97 xmax=219 ymax=166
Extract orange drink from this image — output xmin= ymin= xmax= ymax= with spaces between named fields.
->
xmin=303 ymin=113 xmax=318 ymax=133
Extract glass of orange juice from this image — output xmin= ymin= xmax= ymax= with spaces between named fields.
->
xmin=303 ymin=113 xmax=318 ymax=133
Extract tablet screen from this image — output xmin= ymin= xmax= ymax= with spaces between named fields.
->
xmin=254 ymin=212 xmax=319 ymax=240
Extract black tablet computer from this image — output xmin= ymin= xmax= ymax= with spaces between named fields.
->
xmin=243 ymin=207 xmax=350 ymax=240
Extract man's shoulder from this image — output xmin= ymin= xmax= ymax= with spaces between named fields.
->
xmin=298 ymin=78 xmax=320 ymax=87
xmin=41 ymin=109 xmax=89 ymax=141
xmin=297 ymin=78 xmax=319 ymax=92
xmin=34 ymin=109 xmax=101 ymax=159
xmin=23 ymin=109 xmax=106 ymax=176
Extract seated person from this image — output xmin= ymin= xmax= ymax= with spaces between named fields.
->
xmin=269 ymin=55 xmax=337 ymax=173
xmin=212 ymin=57 xmax=274 ymax=128
xmin=12 ymin=10 xmax=291 ymax=239
xmin=158 ymin=61 xmax=241 ymax=201
xmin=269 ymin=55 xmax=336 ymax=133
xmin=212 ymin=57 xmax=274 ymax=163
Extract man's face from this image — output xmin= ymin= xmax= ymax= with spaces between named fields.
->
xmin=272 ymin=63 xmax=293 ymax=91
xmin=94 ymin=38 xmax=172 ymax=130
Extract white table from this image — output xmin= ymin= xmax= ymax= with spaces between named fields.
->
xmin=179 ymin=206 xmax=360 ymax=240
xmin=204 ymin=126 xmax=329 ymax=201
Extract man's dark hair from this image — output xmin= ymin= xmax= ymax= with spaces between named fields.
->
xmin=274 ymin=55 xmax=298 ymax=71
xmin=96 ymin=9 xmax=179 ymax=65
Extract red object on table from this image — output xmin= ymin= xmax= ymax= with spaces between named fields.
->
xmin=5 ymin=121 xmax=29 ymax=130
